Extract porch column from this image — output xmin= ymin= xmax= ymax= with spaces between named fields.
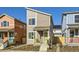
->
xmin=66 ymin=29 xmax=70 ymax=44
xmin=66 ymin=29 xmax=70 ymax=38
xmin=7 ymin=32 xmax=9 ymax=45
xmin=48 ymin=31 xmax=50 ymax=40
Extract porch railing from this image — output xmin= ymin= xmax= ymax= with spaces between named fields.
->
xmin=66 ymin=37 xmax=79 ymax=43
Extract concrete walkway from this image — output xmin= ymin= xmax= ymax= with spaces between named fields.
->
xmin=39 ymin=43 xmax=49 ymax=52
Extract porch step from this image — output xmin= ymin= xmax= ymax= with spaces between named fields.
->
xmin=39 ymin=43 xmax=49 ymax=52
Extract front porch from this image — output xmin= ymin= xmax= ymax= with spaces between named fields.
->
xmin=0 ymin=30 xmax=14 ymax=49
xmin=34 ymin=26 xmax=50 ymax=46
xmin=65 ymin=24 xmax=79 ymax=45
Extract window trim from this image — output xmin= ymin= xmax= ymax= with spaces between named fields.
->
xmin=29 ymin=18 xmax=36 ymax=25
xmin=1 ymin=21 xmax=9 ymax=27
xmin=28 ymin=31 xmax=36 ymax=40
xmin=75 ymin=15 xmax=79 ymax=23
xmin=28 ymin=17 xmax=37 ymax=26
xmin=70 ymin=29 xmax=79 ymax=37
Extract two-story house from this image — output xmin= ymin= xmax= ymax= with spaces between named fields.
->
xmin=0 ymin=14 xmax=26 ymax=49
xmin=62 ymin=12 xmax=79 ymax=46
xmin=27 ymin=8 xmax=53 ymax=46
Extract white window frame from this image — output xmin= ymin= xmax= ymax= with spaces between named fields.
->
xmin=28 ymin=18 xmax=37 ymax=26
xmin=70 ymin=29 xmax=79 ymax=37
xmin=28 ymin=31 xmax=36 ymax=40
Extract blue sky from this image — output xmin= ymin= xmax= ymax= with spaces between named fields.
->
xmin=31 ymin=7 xmax=79 ymax=25
xmin=1 ymin=7 xmax=79 ymax=25
xmin=0 ymin=7 xmax=26 ymax=23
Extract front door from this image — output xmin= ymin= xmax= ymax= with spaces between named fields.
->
xmin=3 ymin=32 xmax=8 ymax=43
xmin=39 ymin=31 xmax=48 ymax=44
xmin=43 ymin=31 xmax=48 ymax=44
xmin=8 ymin=32 xmax=14 ymax=44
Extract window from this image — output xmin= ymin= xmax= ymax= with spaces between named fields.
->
xmin=70 ymin=30 xmax=74 ymax=37
xmin=75 ymin=29 xmax=78 ymax=35
xmin=29 ymin=18 xmax=35 ymax=25
xmin=9 ymin=32 xmax=14 ymax=37
xmin=70 ymin=29 xmax=79 ymax=37
xmin=75 ymin=15 xmax=79 ymax=22
xmin=1 ymin=21 xmax=9 ymax=27
xmin=28 ymin=32 xmax=35 ymax=39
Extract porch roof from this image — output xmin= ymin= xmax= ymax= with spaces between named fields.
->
xmin=67 ymin=24 xmax=79 ymax=29
xmin=0 ymin=29 xmax=14 ymax=32
xmin=34 ymin=26 xmax=49 ymax=31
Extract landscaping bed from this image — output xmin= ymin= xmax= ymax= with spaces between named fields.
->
xmin=3 ymin=44 xmax=40 ymax=51
xmin=60 ymin=46 xmax=79 ymax=52
xmin=47 ymin=45 xmax=79 ymax=52
xmin=47 ymin=45 xmax=56 ymax=52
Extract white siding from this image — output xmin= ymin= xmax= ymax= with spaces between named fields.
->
xmin=66 ymin=14 xmax=74 ymax=24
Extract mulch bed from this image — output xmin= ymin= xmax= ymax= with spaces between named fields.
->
xmin=60 ymin=46 xmax=79 ymax=52
xmin=47 ymin=45 xmax=79 ymax=52
xmin=4 ymin=45 xmax=40 ymax=51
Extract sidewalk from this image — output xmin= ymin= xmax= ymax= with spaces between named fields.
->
xmin=39 ymin=43 xmax=49 ymax=52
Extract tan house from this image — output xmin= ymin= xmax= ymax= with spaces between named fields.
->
xmin=26 ymin=8 xmax=53 ymax=46
xmin=0 ymin=14 xmax=26 ymax=49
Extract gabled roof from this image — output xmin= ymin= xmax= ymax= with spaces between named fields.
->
xmin=26 ymin=8 xmax=52 ymax=16
xmin=0 ymin=13 xmax=26 ymax=25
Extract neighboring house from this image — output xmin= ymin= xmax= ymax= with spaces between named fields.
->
xmin=62 ymin=12 xmax=79 ymax=45
xmin=0 ymin=14 xmax=26 ymax=49
xmin=27 ymin=8 xmax=53 ymax=46
xmin=53 ymin=25 xmax=62 ymax=37
xmin=53 ymin=25 xmax=64 ymax=45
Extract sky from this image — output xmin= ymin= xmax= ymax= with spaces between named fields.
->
xmin=0 ymin=7 xmax=26 ymax=23
xmin=31 ymin=7 xmax=79 ymax=25
xmin=1 ymin=7 xmax=79 ymax=25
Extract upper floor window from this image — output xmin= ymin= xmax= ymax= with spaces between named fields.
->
xmin=75 ymin=15 xmax=79 ymax=23
xmin=29 ymin=18 xmax=35 ymax=25
xmin=1 ymin=21 xmax=9 ymax=27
